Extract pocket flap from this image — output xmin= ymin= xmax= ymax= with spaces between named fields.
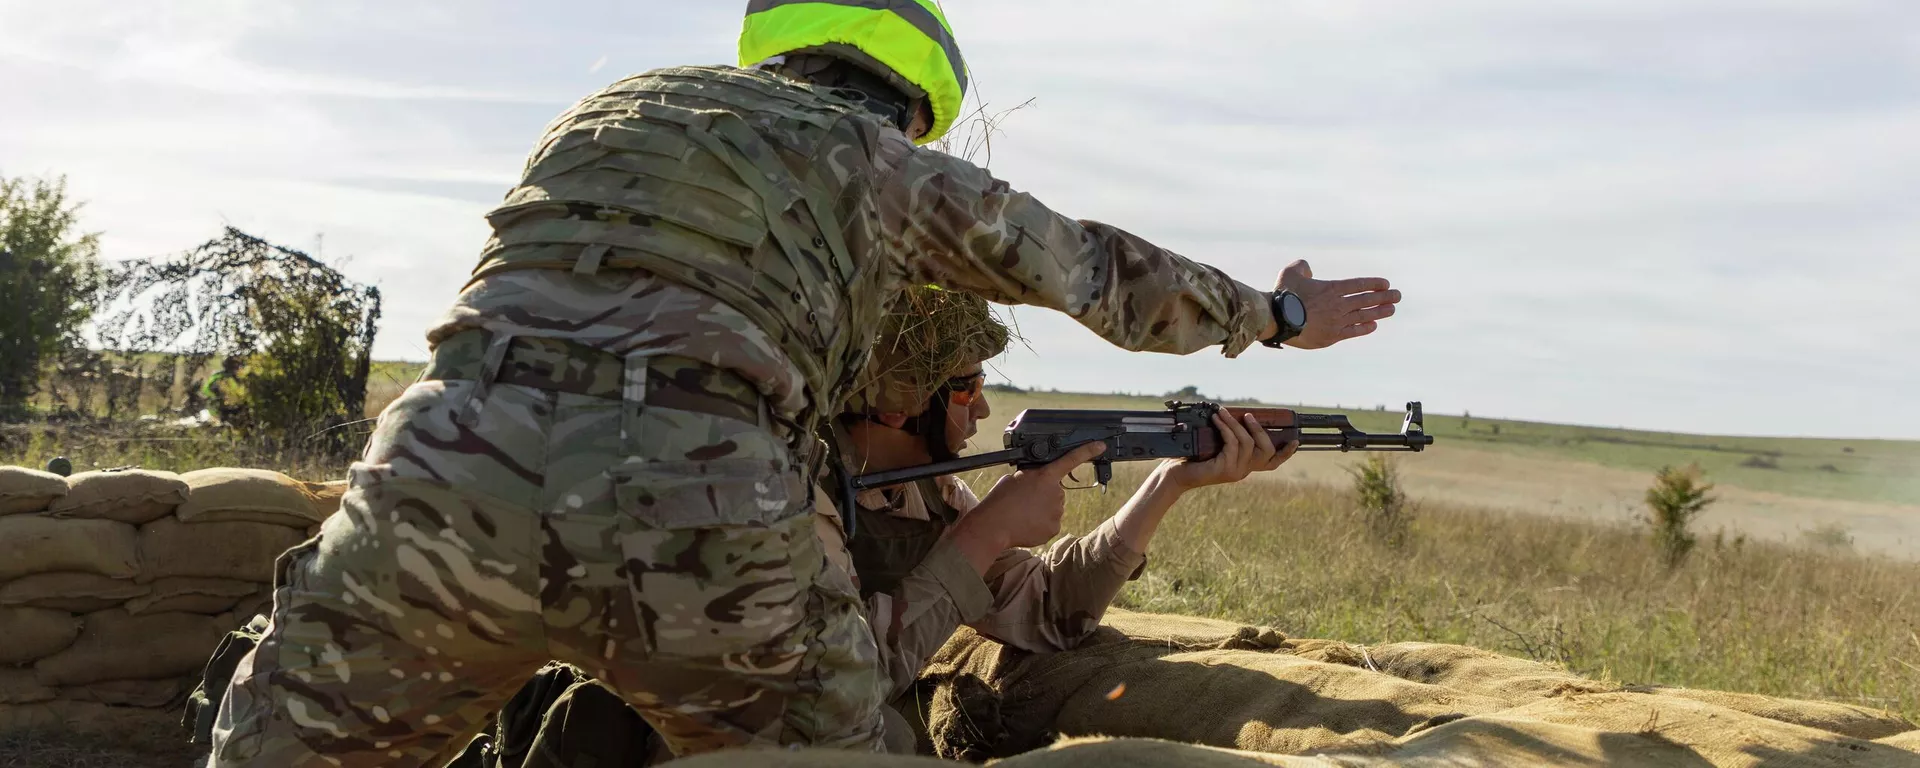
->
xmin=612 ymin=459 xmax=801 ymax=530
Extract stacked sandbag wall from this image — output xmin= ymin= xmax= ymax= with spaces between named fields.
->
xmin=0 ymin=465 xmax=345 ymax=736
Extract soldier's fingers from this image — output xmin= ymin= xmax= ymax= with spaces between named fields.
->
xmin=1341 ymin=289 xmax=1401 ymax=311
xmin=1244 ymin=412 xmax=1279 ymax=460
xmin=1042 ymin=441 xmax=1108 ymax=479
xmin=1326 ymin=277 xmax=1390 ymax=296
xmin=1265 ymin=440 xmax=1298 ymax=470
xmin=1346 ymin=304 xmax=1397 ymax=324
xmin=1215 ymin=411 xmax=1248 ymax=466
xmin=1337 ymin=321 xmax=1379 ymax=341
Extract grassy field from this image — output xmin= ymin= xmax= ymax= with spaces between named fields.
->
xmin=952 ymin=460 xmax=1920 ymax=723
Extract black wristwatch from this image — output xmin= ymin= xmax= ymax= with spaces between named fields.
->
xmin=1261 ymin=290 xmax=1307 ymax=349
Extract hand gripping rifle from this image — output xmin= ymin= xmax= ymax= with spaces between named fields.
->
xmin=852 ymin=400 xmax=1435 ymax=491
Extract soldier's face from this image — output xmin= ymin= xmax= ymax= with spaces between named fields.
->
xmin=942 ymin=364 xmax=990 ymax=454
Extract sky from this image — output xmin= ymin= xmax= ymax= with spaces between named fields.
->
xmin=2 ymin=1 xmax=1916 ymax=439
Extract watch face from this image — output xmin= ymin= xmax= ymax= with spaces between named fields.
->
xmin=1281 ymin=293 xmax=1307 ymax=327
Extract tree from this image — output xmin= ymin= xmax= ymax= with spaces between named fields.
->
xmin=0 ymin=175 xmax=100 ymax=420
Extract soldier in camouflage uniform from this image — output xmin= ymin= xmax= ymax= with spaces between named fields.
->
xmin=204 ymin=2 xmax=1403 ymax=766
xmin=824 ymin=287 xmax=1295 ymax=753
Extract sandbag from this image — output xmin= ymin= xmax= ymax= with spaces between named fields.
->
xmin=32 ymin=608 xmax=231 ymax=686
xmin=1101 ymin=609 xmax=1292 ymax=652
xmin=46 ymin=468 xmax=190 ymax=524
xmin=58 ymin=678 xmax=187 ymax=708
xmin=0 ymin=571 xmax=150 ymax=613
xmin=1465 ymin=692 xmax=1920 ymax=767
xmin=1634 ymin=685 xmax=1916 ymax=741
xmin=0 ymin=669 xmax=55 ymax=705
xmin=1047 ymin=646 xmax=1509 ymax=756
xmin=0 ymin=465 xmax=67 ymax=516
xmin=1337 ymin=641 xmax=1613 ymax=706
xmin=227 ymin=589 xmax=273 ymax=623
xmin=0 ymin=515 xmax=140 ymax=582
xmin=174 ymin=468 xmax=332 ymax=527
xmin=309 ymin=479 xmax=349 ymax=521
xmin=0 ymin=606 xmax=83 ymax=665
xmin=1877 ymin=729 xmax=1920 ymax=753
xmin=137 ymin=514 xmax=307 ymax=583
xmin=124 ymin=576 xmax=260 ymax=615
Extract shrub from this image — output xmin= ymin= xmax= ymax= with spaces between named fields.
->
xmin=1347 ymin=454 xmax=1411 ymax=548
xmin=1643 ymin=464 xmax=1716 ymax=569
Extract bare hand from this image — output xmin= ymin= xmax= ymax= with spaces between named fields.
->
xmin=1277 ymin=260 xmax=1400 ymax=349
xmin=960 ymin=441 xmax=1109 ymax=550
xmin=1160 ymin=408 xmax=1294 ymax=491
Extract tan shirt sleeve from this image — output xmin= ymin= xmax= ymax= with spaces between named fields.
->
xmin=814 ymin=482 xmax=993 ymax=701
xmin=873 ymin=135 xmax=1274 ymax=358
xmin=946 ymin=479 xmax=1149 ymax=653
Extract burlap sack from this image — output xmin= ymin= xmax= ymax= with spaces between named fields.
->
xmin=0 ymin=515 xmax=141 ymax=582
xmin=174 ymin=468 xmax=332 ymax=528
xmin=32 ymin=608 xmax=230 ymax=686
xmin=1045 ymin=646 xmax=1509 ymax=756
xmin=57 ymin=678 xmax=188 ymax=708
xmin=0 ymin=606 xmax=83 ymax=665
xmin=0 ymin=571 xmax=150 ymax=613
xmin=0 ymin=669 xmax=55 ymax=705
xmin=124 ymin=576 xmax=260 ymax=615
xmin=309 ymin=478 xmax=349 ymax=521
xmin=0 ymin=466 xmax=67 ymax=516
xmin=1318 ymin=641 xmax=1613 ymax=706
xmin=1449 ymin=692 xmax=1920 ymax=767
xmin=46 ymin=468 xmax=190 ymax=524
xmin=1877 ymin=729 xmax=1920 ymax=752
xmin=1632 ymin=685 xmax=1915 ymax=741
xmin=136 ymin=514 xmax=307 ymax=583
xmin=228 ymin=589 xmax=273 ymax=623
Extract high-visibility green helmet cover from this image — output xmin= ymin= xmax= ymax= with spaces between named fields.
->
xmin=740 ymin=0 xmax=969 ymax=145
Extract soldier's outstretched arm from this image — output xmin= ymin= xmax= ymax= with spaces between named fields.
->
xmin=876 ymin=139 xmax=1399 ymax=357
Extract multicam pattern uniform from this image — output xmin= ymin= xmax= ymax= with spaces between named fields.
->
xmin=818 ymin=475 xmax=1149 ymax=702
xmin=207 ymin=64 xmax=1272 ymax=767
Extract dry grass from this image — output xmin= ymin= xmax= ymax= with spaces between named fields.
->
xmin=960 ymin=460 xmax=1920 ymax=723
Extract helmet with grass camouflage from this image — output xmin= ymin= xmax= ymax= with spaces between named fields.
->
xmin=844 ymin=285 xmax=1009 ymax=414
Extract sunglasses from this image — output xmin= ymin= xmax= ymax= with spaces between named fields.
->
xmin=942 ymin=373 xmax=987 ymax=407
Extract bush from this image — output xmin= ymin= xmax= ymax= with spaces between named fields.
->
xmin=1347 ymin=454 xmax=1411 ymax=548
xmin=1643 ymin=464 xmax=1716 ymax=569
xmin=0 ymin=175 xmax=101 ymax=421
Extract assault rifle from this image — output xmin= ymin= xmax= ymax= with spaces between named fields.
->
xmin=852 ymin=401 xmax=1434 ymax=491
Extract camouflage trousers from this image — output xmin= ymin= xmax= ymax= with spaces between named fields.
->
xmin=205 ymin=337 xmax=886 ymax=766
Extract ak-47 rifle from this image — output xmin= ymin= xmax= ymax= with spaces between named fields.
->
xmin=852 ymin=400 xmax=1434 ymax=491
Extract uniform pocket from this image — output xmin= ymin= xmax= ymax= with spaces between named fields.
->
xmin=211 ymin=536 xmax=322 ymax=761
xmin=611 ymin=458 xmax=815 ymax=659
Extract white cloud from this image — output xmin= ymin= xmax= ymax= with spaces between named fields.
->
xmin=1 ymin=0 xmax=1914 ymax=438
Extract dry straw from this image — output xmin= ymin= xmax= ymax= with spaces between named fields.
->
xmin=846 ymin=285 xmax=1012 ymax=414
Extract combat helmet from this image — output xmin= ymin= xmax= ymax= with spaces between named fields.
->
xmin=844 ymin=285 xmax=1009 ymax=416
xmin=739 ymin=0 xmax=969 ymax=144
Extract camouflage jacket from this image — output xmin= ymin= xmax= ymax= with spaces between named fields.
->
xmin=453 ymin=65 xmax=1275 ymax=432
xmin=814 ymin=475 xmax=1147 ymax=700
